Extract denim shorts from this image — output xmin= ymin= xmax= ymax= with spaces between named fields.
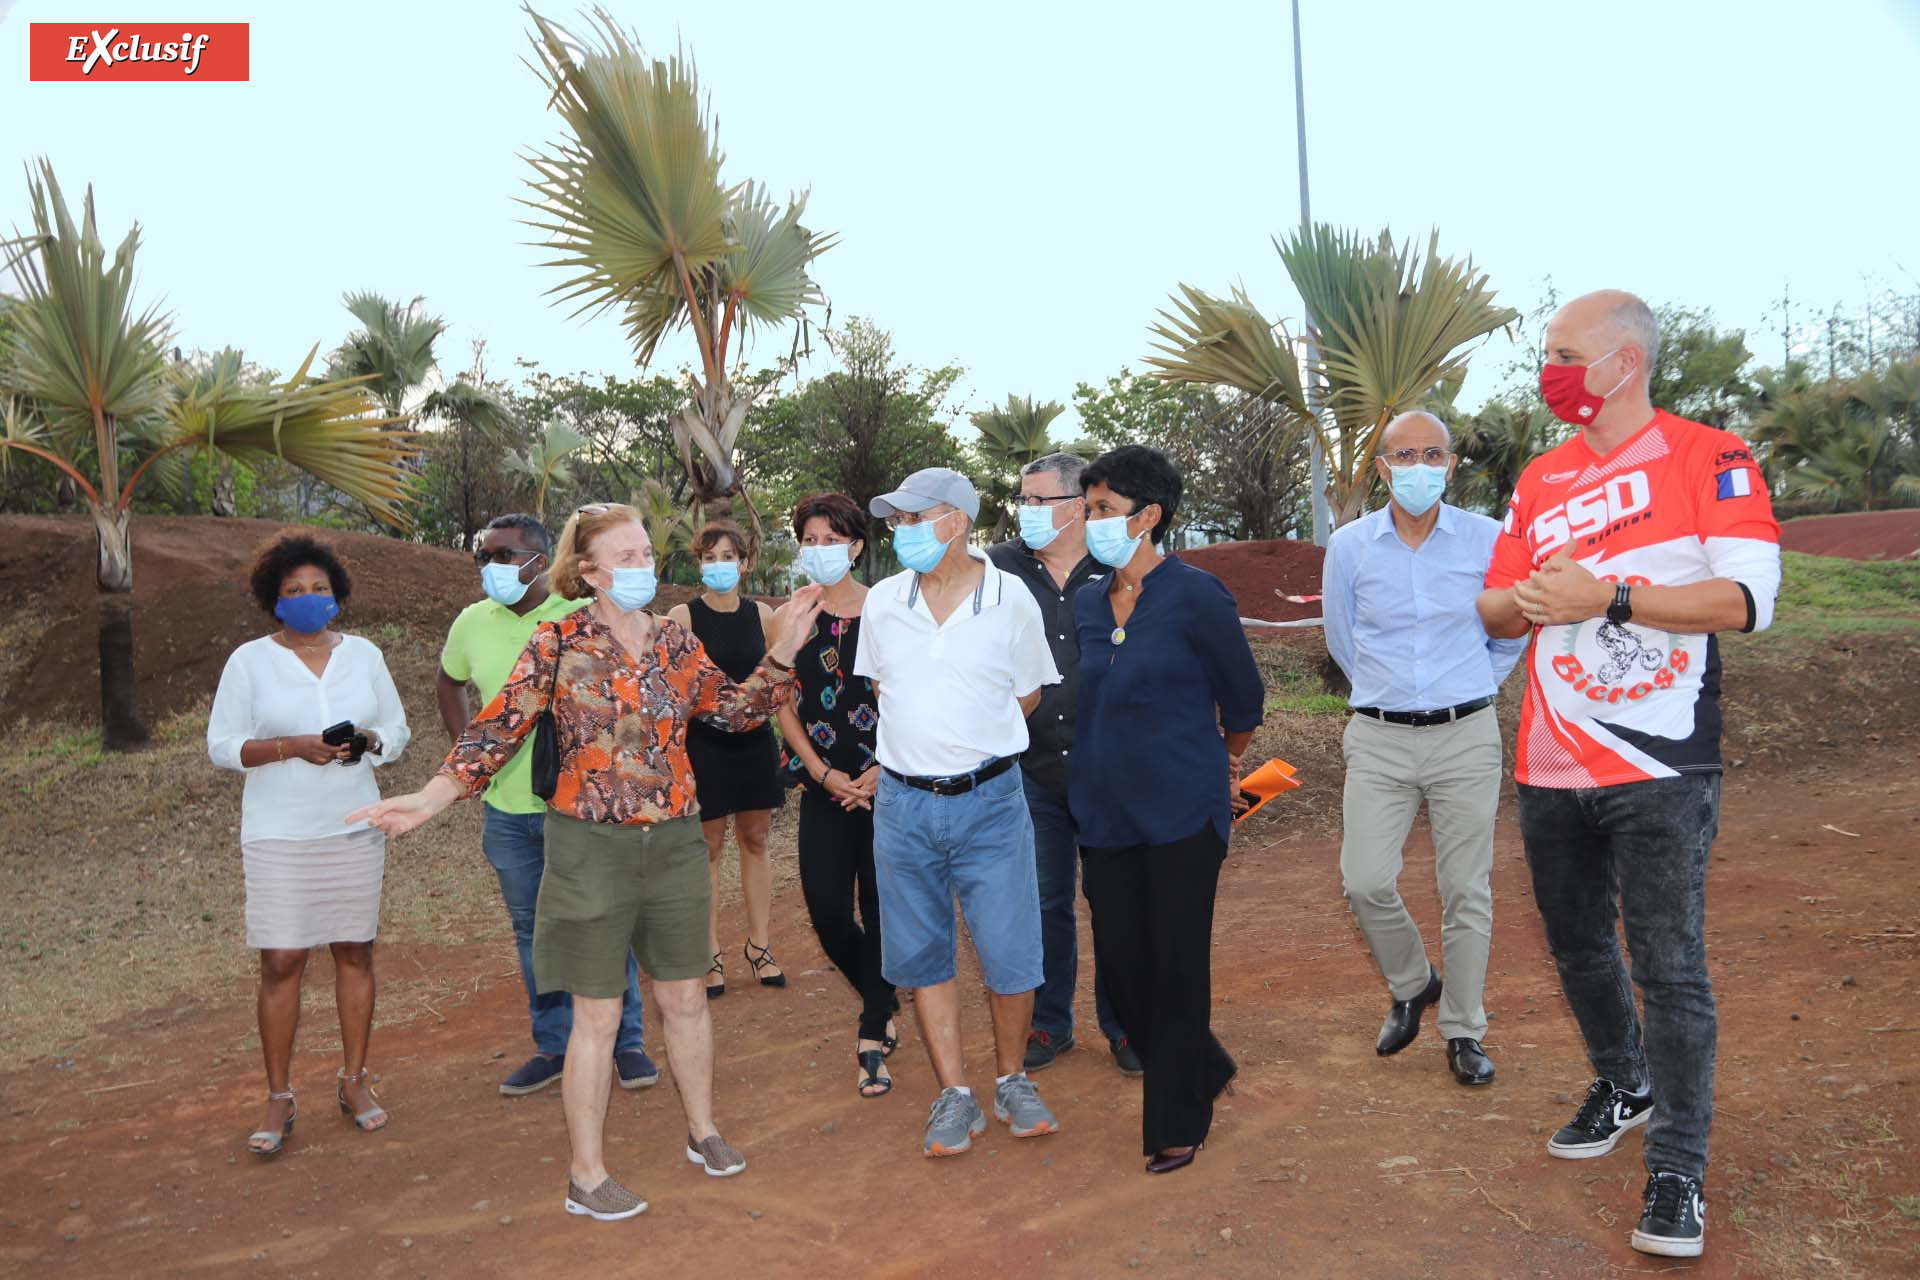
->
xmin=871 ymin=763 xmax=1043 ymax=994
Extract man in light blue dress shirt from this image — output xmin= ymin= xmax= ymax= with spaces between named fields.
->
xmin=1323 ymin=411 xmax=1527 ymax=1087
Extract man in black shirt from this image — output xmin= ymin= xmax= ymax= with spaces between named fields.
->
xmin=987 ymin=452 xmax=1135 ymax=1075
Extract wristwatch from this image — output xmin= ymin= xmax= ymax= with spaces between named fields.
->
xmin=1606 ymin=582 xmax=1633 ymax=625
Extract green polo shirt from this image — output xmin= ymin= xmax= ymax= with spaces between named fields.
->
xmin=439 ymin=591 xmax=589 ymax=814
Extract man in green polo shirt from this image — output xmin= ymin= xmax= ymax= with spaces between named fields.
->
xmin=437 ymin=513 xmax=655 ymax=1096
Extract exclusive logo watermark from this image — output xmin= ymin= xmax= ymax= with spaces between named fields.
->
xmin=29 ymin=23 xmax=250 ymax=81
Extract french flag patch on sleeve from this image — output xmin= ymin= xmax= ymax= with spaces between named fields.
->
xmin=1715 ymin=466 xmax=1755 ymax=500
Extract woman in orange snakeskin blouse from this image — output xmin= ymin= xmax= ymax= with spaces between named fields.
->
xmin=352 ymin=502 xmax=823 ymax=1221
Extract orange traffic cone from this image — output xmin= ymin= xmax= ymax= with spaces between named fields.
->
xmin=1234 ymin=758 xmax=1300 ymax=823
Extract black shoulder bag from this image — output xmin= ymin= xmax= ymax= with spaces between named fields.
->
xmin=529 ymin=622 xmax=564 ymax=801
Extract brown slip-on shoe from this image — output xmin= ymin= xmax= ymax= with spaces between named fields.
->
xmin=685 ymin=1132 xmax=747 ymax=1177
xmin=564 ymin=1175 xmax=648 ymax=1221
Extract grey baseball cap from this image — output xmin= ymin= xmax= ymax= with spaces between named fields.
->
xmin=869 ymin=467 xmax=980 ymax=520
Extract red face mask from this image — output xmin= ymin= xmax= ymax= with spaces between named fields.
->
xmin=1539 ymin=349 xmax=1628 ymax=425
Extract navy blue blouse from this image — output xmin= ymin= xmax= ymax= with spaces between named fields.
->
xmin=1068 ymin=555 xmax=1266 ymax=848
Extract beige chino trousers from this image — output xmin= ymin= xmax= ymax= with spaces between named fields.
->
xmin=1339 ymin=708 xmax=1502 ymax=1042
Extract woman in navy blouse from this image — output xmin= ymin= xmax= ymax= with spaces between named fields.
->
xmin=1069 ymin=445 xmax=1266 ymax=1175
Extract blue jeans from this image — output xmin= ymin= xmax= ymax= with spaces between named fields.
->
xmin=1025 ymin=775 xmax=1124 ymax=1046
xmin=482 ymin=805 xmax=645 ymax=1055
xmin=871 ymin=763 xmax=1044 ymax=994
xmin=1518 ymin=774 xmax=1720 ymax=1182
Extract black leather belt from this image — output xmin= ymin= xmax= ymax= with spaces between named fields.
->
xmin=884 ymin=756 xmax=1016 ymax=797
xmin=1353 ymin=696 xmax=1494 ymax=728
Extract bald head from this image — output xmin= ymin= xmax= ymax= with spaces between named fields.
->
xmin=1546 ymin=290 xmax=1661 ymax=378
xmin=1380 ymin=410 xmax=1451 ymax=453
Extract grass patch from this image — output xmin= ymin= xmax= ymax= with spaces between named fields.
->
xmin=1253 ymin=637 xmax=1348 ymax=717
xmin=1751 ymin=551 xmax=1920 ymax=639
xmin=1267 ymin=690 xmax=1349 ymax=716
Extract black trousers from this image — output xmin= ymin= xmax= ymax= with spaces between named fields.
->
xmin=1082 ymin=824 xmax=1237 ymax=1155
xmin=797 ymin=788 xmax=897 ymax=1042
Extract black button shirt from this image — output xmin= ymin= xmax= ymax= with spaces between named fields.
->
xmin=986 ymin=539 xmax=1100 ymax=795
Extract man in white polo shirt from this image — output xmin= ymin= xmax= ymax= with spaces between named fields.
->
xmin=855 ymin=467 xmax=1064 ymax=1159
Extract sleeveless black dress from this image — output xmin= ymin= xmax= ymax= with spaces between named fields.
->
xmin=685 ymin=595 xmax=786 ymax=819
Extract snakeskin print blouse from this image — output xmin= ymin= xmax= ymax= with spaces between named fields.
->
xmin=441 ymin=608 xmax=791 ymax=825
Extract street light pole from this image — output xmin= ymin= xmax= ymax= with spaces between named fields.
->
xmin=1293 ymin=0 xmax=1330 ymax=545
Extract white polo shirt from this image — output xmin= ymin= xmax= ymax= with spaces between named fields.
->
xmin=854 ymin=548 xmax=1061 ymax=778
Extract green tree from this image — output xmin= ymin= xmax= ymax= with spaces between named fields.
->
xmin=417 ymin=359 xmax=519 ymax=548
xmin=749 ymin=318 xmax=966 ymax=575
xmin=523 ymin=9 xmax=835 ymax=543
xmin=1752 ymin=359 xmax=1920 ymax=511
xmin=506 ymin=420 xmax=587 ymax=522
xmin=1648 ymin=306 xmax=1754 ymax=430
xmin=970 ymin=394 xmax=1069 ymax=541
xmin=511 ymin=367 xmax=689 ymax=509
xmin=1 ymin=164 xmax=414 ymax=746
xmin=1450 ymin=398 xmax=1561 ymax=516
xmin=327 ymin=291 xmax=446 ymax=418
xmin=1146 ymin=225 xmax=1517 ymax=526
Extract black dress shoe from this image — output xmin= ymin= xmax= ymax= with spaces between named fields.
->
xmin=1145 ymin=1144 xmax=1200 ymax=1175
xmin=1448 ymin=1037 xmax=1496 ymax=1085
xmin=1375 ymin=967 xmax=1442 ymax=1057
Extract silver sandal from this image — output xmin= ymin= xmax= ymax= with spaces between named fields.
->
xmin=336 ymin=1068 xmax=388 ymax=1131
xmin=247 ymin=1088 xmax=296 ymax=1157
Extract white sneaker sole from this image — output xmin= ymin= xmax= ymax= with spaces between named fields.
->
xmin=1630 ymin=1229 xmax=1703 ymax=1258
xmin=1546 ymin=1107 xmax=1651 ymax=1159
xmin=685 ymin=1147 xmax=747 ymax=1177
xmin=564 ymin=1196 xmax=648 ymax=1221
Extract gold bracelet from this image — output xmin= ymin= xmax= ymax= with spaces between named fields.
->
xmin=275 ymin=738 xmax=285 ymax=761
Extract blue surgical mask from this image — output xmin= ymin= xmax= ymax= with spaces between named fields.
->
xmin=602 ymin=565 xmax=657 ymax=612
xmin=799 ymin=543 xmax=854 ymax=586
xmin=1388 ymin=462 xmax=1449 ymax=517
xmin=700 ymin=561 xmax=742 ymax=593
xmin=1019 ymin=503 xmax=1075 ymax=551
xmin=274 ymin=593 xmax=339 ymax=634
xmin=1086 ymin=513 xmax=1144 ymax=569
xmin=893 ymin=514 xmax=955 ymax=574
xmin=481 ymin=560 xmax=533 ymax=607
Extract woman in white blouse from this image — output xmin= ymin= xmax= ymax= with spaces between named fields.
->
xmin=207 ymin=533 xmax=410 ymax=1157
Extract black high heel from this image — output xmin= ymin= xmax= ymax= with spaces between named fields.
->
xmin=744 ymin=940 xmax=786 ymax=988
xmin=1146 ymin=1143 xmax=1202 ymax=1175
xmin=706 ymin=953 xmax=726 ymax=1000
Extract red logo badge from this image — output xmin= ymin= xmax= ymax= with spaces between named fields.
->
xmin=29 ymin=24 xmax=249 ymax=81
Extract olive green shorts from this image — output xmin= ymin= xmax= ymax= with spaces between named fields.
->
xmin=532 ymin=812 xmax=712 ymax=995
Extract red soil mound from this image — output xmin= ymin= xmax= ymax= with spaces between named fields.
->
xmin=1180 ymin=538 xmax=1325 ymax=622
xmin=1780 ymin=509 xmax=1920 ymax=561
xmin=0 ymin=515 xmax=700 ymax=727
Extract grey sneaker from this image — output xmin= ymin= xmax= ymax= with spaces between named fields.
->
xmin=564 ymin=1174 xmax=648 ymax=1221
xmin=923 ymin=1086 xmax=988 ymax=1157
xmin=685 ymin=1132 xmax=747 ymax=1177
xmin=993 ymin=1072 xmax=1060 ymax=1138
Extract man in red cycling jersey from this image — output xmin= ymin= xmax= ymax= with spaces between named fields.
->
xmin=1478 ymin=289 xmax=1780 ymax=1261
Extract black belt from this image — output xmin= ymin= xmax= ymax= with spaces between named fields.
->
xmin=1353 ymin=696 xmax=1494 ymax=728
xmin=884 ymin=756 xmax=1016 ymax=797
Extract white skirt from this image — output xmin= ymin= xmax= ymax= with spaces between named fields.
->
xmin=242 ymin=828 xmax=387 ymax=949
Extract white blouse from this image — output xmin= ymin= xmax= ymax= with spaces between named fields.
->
xmin=207 ymin=634 xmax=411 ymax=844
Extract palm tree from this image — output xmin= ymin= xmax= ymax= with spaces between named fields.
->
xmin=1146 ymin=225 xmax=1516 ymax=526
xmin=971 ymin=394 xmax=1070 ymax=541
xmin=1451 ymin=399 xmax=1560 ymax=516
xmin=507 ymin=420 xmax=587 ymax=522
xmin=633 ymin=475 xmax=701 ymax=584
xmin=1751 ymin=360 xmax=1920 ymax=511
xmin=2 ymin=164 xmax=415 ymax=747
xmin=419 ymin=374 xmax=515 ymax=546
xmin=523 ymin=9 xmax=835 ymax=545
xmin=328 ymin=291 xmax=446 ymax=419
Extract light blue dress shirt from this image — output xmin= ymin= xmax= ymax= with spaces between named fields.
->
xmin=1322 ymin=502 xmax=1527 ymax=712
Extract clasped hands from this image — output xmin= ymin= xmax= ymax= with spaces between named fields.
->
xmin=1512 ymin=549 xmax=1614 ymax=627
xmin=818 ymin=763 xmax=879 ymax=811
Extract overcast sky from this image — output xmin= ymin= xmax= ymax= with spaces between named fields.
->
xmin=3 ymin=0 xmax=1916 ymax=435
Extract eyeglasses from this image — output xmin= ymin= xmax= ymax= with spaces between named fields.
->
xmin=475 ymin=547 xmax=542 ymax=568
xmin=1383 ymin=447 xmax=1451 ymax=467
xmin=576 ymin=502 xmax=611 ymax=515
xmin=886 ymin=507 xmax=953 ymax=530
xmin=1016 ymin=493 xmax=1080 ymax=508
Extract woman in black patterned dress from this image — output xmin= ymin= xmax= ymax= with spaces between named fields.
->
xmin=774 ymin=492 xmax=900 ymax=1097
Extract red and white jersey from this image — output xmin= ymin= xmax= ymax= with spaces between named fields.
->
xmin=1486 ymin=411 xmax=1781 ymax=789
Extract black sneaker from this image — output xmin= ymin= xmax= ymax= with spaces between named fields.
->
xmin=1112 ymin=1038 xmax=1144 ymax=1078
xmin=1546 ymin=1077 xmax=1654 ymax=1159
xmin=1631 ymin=1171 xmax=1705 ymax=1257
xmin=1023 ymin=1029 xmax=1073 ymax=1072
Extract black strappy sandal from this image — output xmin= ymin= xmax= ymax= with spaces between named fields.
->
xmin=881 ymin=1022 xmax=900 ymax=1059
xmin=856 ymin=1048 xmax=892 ymax=1098
xmin=706 ymin=953 xmax=726 ymax=1000
xmin=744 ymin=940 xmax=786 ymax=988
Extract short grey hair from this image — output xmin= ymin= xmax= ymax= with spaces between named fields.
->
xmin=1019 ymin=451 xmax=1087 ymax=492
xmin=1605 ymin=294 xmax=1661 ymax=371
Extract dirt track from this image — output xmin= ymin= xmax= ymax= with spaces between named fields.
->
xmin=1779 ymin=510 xmax=1920 ymax=562
xmin=3 ymin=766 xmax=1916 ymax=1278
